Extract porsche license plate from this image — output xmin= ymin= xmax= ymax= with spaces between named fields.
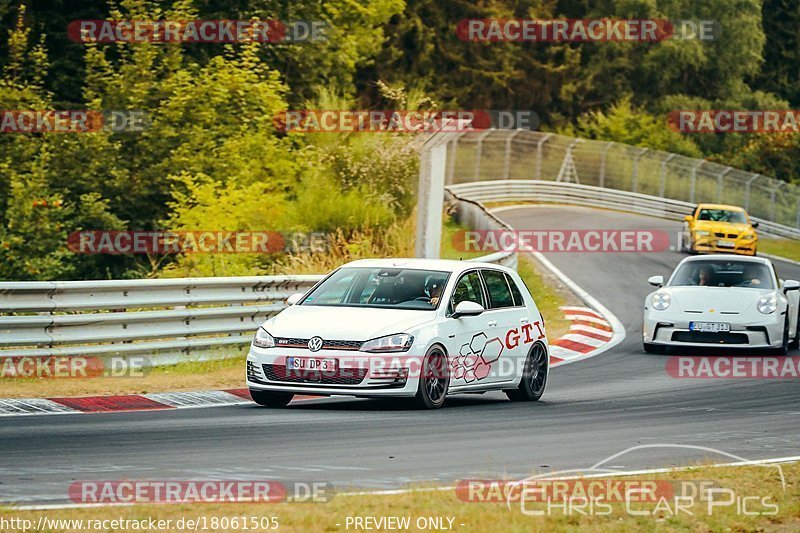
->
xmin=689 ymin=321 xmax=730 ymax=333
xmin=286 ymin=357 xmax=337 ymax=371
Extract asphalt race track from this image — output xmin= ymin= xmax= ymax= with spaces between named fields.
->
xmin=2 ymin=206 xmax=800 ymax=506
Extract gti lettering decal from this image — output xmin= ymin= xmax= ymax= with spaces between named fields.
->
xmin=451 ymin=323 xmax=545 ymax=382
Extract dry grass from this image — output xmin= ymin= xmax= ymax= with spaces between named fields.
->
xmin=0 ymin=354 xmax=246 ymax=399
xmin=1 ymin=462 xmax=797 ymax=532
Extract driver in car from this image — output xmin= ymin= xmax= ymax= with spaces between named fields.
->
xmin=417 ymin=277 xmax=443 ymax=307
xmin=738 ymin=265 xmax=765 ymax=287
xmin=695 ymin=265 xmax=713 ymax=286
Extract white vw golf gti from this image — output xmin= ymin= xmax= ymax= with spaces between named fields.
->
xmin=643 ymin=255 xmax=800 ymax=353
xmin=246 ymin=259 xmax=549 ymax=409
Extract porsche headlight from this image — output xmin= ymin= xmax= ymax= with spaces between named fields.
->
xmin=651 ymin=292 xmax=671 ymax=311
xmin=757 ymin=295 xmax=777 ymax=315
xmin=360 ymin=334 xmax=414 ymax=353
xmin=694 ymin=230 xmax=710 ymax=237
xmin=252 ymin=327 xmax=275 ymax=348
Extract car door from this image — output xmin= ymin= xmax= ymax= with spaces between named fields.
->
xmin=446 ymin=270 xmax=494 ymax=387
xmin=478 ymin=269 xmax=530 ymax=385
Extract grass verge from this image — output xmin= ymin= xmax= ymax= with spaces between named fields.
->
xmin=0 ymin=352 xmax=246 ymax=399
xmin=759 ymin=238 xmax=800 ymax=262
xmin=1 ymin=462 xmax=796 ymax=532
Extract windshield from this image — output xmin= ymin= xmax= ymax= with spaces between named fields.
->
xmin=301 ymin=267 xmax=450 ymax=310
xmin=696 ymin=209 xmax=748 ymax=224
xmin=668 ymin=260 xmax=774 ymax=289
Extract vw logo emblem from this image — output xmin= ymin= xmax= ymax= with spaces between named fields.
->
xmin=308 ymin=337 xmax=324 ymax=352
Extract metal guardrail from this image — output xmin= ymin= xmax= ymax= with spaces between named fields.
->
xmin=447 ymin=180 xmax=800 ymax=240
xmin=0 ymin=276 xmax=322 ymax=365
xmin=0 ymin=256 xmax=513 ymax=365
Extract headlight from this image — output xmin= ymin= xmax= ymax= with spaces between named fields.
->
xmin=757 ymin=295 xmax=777 ymax=314
xmin=741 ymin=233 xmax=755 ymax=240
xmin=651 ymin=292 xmax=671 ymax=311
xmin=360 ymin=334 xmax=414 ymax=353
xmin=252 ymin=327 xmax=275 ymax=348
xmin=694 ymin=230 xmax=710 ymax=237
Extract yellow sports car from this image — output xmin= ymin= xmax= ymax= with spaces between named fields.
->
xmin=681 ymin=204 xmax=758 ymax=256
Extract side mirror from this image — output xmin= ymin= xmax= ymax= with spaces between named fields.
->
xmin=648 ymin=275 xmax=664 ymax=287
xmin=752 ymin=221 xmax=760 ymax=229
xmin=286 ymin=293 xmax=304 ymax=305
xmin=452 ymin=301 xmax=485 ymax=318
xmin=683 ymin=215 xmax=694 ymax=223
xmin=784 ymin=280 xmax=800 ymax=292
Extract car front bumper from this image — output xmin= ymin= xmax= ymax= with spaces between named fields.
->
xmin=246 ymin=346 xmax=424 ymax=398
xmin=692 ymin=235 xmax=756 ymax=255
xmin=643 ymin=311 xmax=784 ymax=349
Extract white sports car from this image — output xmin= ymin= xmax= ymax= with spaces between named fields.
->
xmin=246 ymin=258 xmax=549 ymax=409
xmin=643 ymin=255 xmax=800 ymax=354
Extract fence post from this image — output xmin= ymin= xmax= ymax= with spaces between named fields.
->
xmin=770 ymin=182 xmax=784 ymax=222
xmin=415 ymin=134 xmax=451 ymax=258
xmin=631 ymin=148 xmax=648 ymax=193
xmin=660 ymin=154 xmax=675 ymax=198
xmin=535 ymin=133 xmax=552 ymax=181
xmin=744 ymin=173 xmax=759 ymax=211
xmin=599 ymin=141 xmax=614 ymax=188
xmin=689 ymin=160 xmax=704 ymax=204
xmin=446 ymin=134 xmax=466 ymax=185
xmin=474 ymin=130 xmax=492 ymax=181
xmin=716 ymin=168 xmax=731 ymax=203
xmin=502 ymin=129 xmax=521 ymax=180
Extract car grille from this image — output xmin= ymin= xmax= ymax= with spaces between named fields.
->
xmin=671 ymin=331 xmax=748 ymax=344
xmin=262 ymin=364 xmax=368 ymax=385
xmin=714 ymin=232 xmax=739 ymax=239
xmin=274 ymin=337 xmax=362 ymax=351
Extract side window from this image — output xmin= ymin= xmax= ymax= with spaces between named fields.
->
xmin=504 ymin=273 xmax=524 ymax=306
xmin=481 ymin=270 xmax=514 ymax=309
xmin=449 ymin=271 xmax=486 ymax=313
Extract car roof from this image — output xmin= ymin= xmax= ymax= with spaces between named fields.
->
xmin=341 ymin=257 xmax=514 ymax=275
xmin=695 ymin=203 xmax=746 ymax=212
xmin=678 ymin=254 xmax=771 ymax=266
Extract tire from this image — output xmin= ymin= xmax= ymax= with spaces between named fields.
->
xmin=643 ymin=342 xmax=666 ymax=354
xmin=250 ymin=389 xmax=294 ymax=407
xmin=505 ymin=342 xmax=548 ymax=402
xmin=680 ymin=228 xmax=689 ymax=253
xmin=774 ymin=317 xmax=790 ymax=355
xmin=413 ymin=346 xmax=449 ymax=409
xmin=790 ymin=312 xmax=800 ymax=350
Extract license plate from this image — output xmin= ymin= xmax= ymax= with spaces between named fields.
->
xmin=286 ymin=357 xmax=337 ymax=371
xmin=689 ymin=321 xmax=731 ymax=333
xmin=717 ymin=240 xmax=735 ymax=248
